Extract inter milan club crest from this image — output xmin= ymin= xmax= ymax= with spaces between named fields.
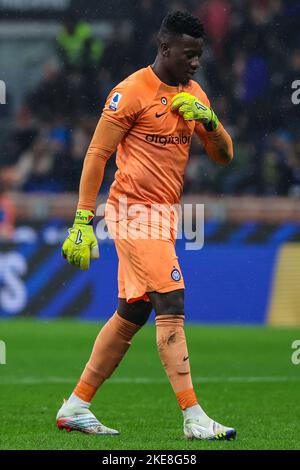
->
xmin=171 ymin=268 xmax=181 ymax=282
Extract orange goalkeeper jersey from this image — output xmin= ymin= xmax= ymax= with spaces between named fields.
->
xmin=78 ymin=65 xmax=233 ymax=222
xmin=104 ymin=66 xmax=212 ymax=211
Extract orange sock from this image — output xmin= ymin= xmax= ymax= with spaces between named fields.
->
xmin=74 ymin=311 xmax=141 ymax=402
xmin=156 ymin=314 xmax=198 ymax=410
xmin=74 ymin=380 xmax=97 ymax=403
xmin=176 ymin=388 xmax=198 ymax=410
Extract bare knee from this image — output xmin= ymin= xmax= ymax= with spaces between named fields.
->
xmin=147 ymin=289 xmax=184 ymax=316
xmin=117 ymin=298 xmax=153 ymax=326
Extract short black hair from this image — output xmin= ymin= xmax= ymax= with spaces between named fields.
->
xmin=158 ymin=10 xmax=205 ymax=41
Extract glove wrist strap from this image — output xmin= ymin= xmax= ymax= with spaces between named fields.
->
xmin=74 ymin=209 xmax=95 ymax=225
xmin=203 ymin=109 xmax=219 ymax=132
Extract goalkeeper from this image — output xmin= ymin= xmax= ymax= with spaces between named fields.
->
xmin=57 ymin=11 xmax=236 ymax=441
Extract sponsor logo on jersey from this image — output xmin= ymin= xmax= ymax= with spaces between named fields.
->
xmin=145 ymin=133 xmax=191 ymax=146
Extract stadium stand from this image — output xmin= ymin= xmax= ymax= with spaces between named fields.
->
xmin=0 ymin=0 xmax=300 ymax=196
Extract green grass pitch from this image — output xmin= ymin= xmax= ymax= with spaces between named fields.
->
xmin=0 ymin=319 xmax=299 ymax=450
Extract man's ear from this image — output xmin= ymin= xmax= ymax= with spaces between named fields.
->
xmin=160 ymin=42 xmax=170 ymax=57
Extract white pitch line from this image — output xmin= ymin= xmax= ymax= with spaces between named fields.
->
xmin=0 ymin=376 xmax=299 ymax=385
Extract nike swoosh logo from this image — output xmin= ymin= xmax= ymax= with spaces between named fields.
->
xmin=183 ymin=356 xmax=189 ymax=362
xmin=155 ymin=111 xmax=168 ymax=118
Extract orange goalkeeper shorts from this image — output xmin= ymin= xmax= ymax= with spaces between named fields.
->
xmin=106 ymin=218 xmax=185 ymax=303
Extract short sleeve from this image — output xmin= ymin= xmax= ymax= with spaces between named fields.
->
xmin=102 ymin=81 xmax=144 ymax=130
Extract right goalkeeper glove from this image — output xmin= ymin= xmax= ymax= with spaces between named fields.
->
xmin=62 ymin=209 xmax=99 ymax=270
xmin=171 ymin=92 xmax=219 ymax=130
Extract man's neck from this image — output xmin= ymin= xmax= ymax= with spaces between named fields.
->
xmin=151 ymin=57 xmax=179 ymax=87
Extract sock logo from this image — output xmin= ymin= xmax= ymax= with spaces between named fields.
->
xmin=171 ymin=268 xmax=181 ymax=281
xmin=183 ymin=356 xmax=189 ymax=362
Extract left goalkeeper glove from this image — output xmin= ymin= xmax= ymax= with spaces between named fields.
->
xmin=171 ymin=92 xmax=219 ymax=131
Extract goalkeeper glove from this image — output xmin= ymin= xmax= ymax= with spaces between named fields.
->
xmin=62 ymin=209 xmax=99 ymax=270
xmin=171 ymin=92 xmax=219 ymax=131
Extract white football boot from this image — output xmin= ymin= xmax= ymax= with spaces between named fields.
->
xmin=183 ymin=405 xmax=236 ymax=441
xmin=56 ymin=400 xmax=119 ymax=435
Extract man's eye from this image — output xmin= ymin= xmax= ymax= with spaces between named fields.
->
xmin=187 ymin=53 xmax=202 ymax=60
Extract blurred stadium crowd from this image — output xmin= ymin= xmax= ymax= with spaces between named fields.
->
xmin=0 ymin=0 xmax=300 ymax=198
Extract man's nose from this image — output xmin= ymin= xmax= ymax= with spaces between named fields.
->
xmin=190 ymin=58 xmax=200 ymax=69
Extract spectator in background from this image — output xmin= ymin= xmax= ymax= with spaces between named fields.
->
xmin=221 ymin=141 xmax=257 ymax=194
xmin=57 ymin=13 xmax=104 ymax=76
xmin=195 ymin=0 xmax=231 ymax=62
xmin=100 ymin=23 xmax=136 ymax=85
xmin=0 ymin=107 xmax=38 ymax=167
xmin=0 ymin=172 xmax=15 ymax=241
xmin=26 ymin=60 xmax=70 ymax=121
xmin=185 ymin=152 xmax=220 ymax=194
xmin=288 ymin=138 xmax=300 ymax=197
xmin=2 ymin=0 xmax=300 ymax=197
xmin=58 ymin=123 xmax=91 ymax=192
xmin=7 ymin=132 xmax=63 ymax=193
xmin=131 ymin=0 xmax=167 ymax=69
xmin=261 ymin=132 xmax=293 ymax=195
xmin=56 ymin=14 xmax=105 ymax=117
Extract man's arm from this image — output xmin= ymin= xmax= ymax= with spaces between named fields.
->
xmin=78 ymin=116 xmax=127 ymax=210
xmin=194 ymin=122 xmax=233 ymax=166
xmin=61 ymin=117 xmax=126 ymax=270
xmin=171 ymin=91 xmax=233 ymax=165
xmin=62 ymin=78 xmax=142 ymax=270
xmin=62 ymin=75 xmax=143 ymax=270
